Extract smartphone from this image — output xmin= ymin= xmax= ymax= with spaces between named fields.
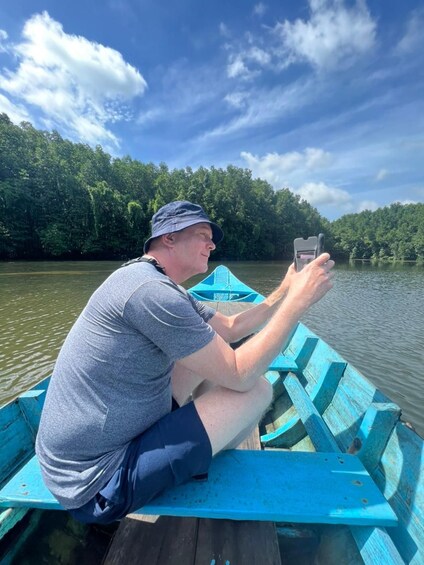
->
xmin=294 ymin=233 xmax=325 ymax=271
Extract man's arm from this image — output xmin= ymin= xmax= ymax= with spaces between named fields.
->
xmin=208 ymin=263 xmax=296 ymax=343
xmin=179 ymin=254 xmax=334 ymax=392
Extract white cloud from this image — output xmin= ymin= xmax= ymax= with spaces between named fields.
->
xmin=248 ymin=46 xmax=271 ymax=66
xmin=375 ymin=168 xmax=388 ymax=181
xmin=203 ymin=77 xmax=315 ymax=140
xmin=296 ymin=184 xmax=380 ymax=216
xmin=223 ymin=1 xmax=376 ymax=93
xmin=219 ymin=22 xmax=231 ymax=38
xmin=241 ymin=147 xmax=333 ymax=185
xmin=227 ymin=53 xmax=261 ymax=79
xmin=0 ymin=29 xmax=8 ymax=53
xmin=393 ymin=199 xmax=418 ymax=206
xmin=294 ymin=181 xmax=351 ymax=206
xmin=274 ymin=0 xmax=376 ymax=70
xmin=224 ymin=92 xmax=248 ymax=109
xmin=0 ymin=12 xmax=146 ymax=147
xmin=137 ymin=107 xmax=163 ymax=125
xmin=239 ymin=148 xmax=372 ymax=215
xmin=0 ymin=93 xmax=31 ymax=123
xmin=227 ymin=55 xmax=249 ymax=78
xmin=303 ymin=147 xmax=333 ymax=169
xmin=242 ymin=150 xmax=301 ymax=185
xmin=357 ymin=199 xmax=379 ymax=212
xmin=227 ymin=44 xmax=272 ymax=79
xmin=253 ymin=3 xmax=267 ymax=17
xmin=396 ymin=8 xmax=424 ymax=54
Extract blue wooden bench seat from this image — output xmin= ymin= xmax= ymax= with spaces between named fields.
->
xmin=0 ymin=450 xmax=397 ymax=527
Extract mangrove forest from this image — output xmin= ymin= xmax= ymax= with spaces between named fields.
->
xmin=1 ymin=113 xmax=423 ymax=263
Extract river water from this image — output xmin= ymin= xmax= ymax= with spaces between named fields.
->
xmin=1 ymin=260 xmax=423 ymax=437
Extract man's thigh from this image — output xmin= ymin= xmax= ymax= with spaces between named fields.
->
xmin=194 ymin=377 xmax=273 ymax=456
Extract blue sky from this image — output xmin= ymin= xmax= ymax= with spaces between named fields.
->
xmin=0 ymin=1 xmax=423 ymax=220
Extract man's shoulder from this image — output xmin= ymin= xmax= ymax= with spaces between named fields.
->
xmin=109 ymin=262 xmax=172 ymax=290
xmin=113 ymin=265 xmax=185 ymax=307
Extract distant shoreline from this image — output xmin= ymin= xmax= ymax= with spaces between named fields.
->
xmin=351 ymin=258 xmax=423 ymax=264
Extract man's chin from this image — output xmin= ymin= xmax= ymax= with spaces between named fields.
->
xmin=199 ymin=262 xmax=209 ymax=274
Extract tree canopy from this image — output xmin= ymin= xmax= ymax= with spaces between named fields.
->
xmin=331 ymin=203 xmax=424 ymax=263
xmin=0 ymin=113 xmax=422 ymax=263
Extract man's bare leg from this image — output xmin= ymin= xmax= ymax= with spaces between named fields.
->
xmin=172 ymin=363 xmax=273 ymax=455
xmin=194 ymin=376 xmax=273 ymax=455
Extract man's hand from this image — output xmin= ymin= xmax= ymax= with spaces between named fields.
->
xmin=285 ymin=253 xmax=334 ymax=311
xmin=278 ymin=262 xmax=296 ymax=295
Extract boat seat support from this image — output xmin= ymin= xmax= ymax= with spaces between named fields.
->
xmin=354 ymin=402 xmax=401 ymax=473
xmin=284 ymin=372 xmax=405 ymax=565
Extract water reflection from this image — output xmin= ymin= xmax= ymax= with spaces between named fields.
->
xmin=0 ymin=262 xmax=118 ymax=403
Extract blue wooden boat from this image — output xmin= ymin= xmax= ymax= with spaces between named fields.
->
xmin=189 ymin=265 xmax=263 ymax=303
xmin=0 ymin=265 xmax=423 ymax=564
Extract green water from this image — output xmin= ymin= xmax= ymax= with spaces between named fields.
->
xmin=1 ymin=260 xmax=423 ymax=436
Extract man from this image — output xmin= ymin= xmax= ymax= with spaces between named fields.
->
xmin=36 ymin=200 xmax=334 ymax=524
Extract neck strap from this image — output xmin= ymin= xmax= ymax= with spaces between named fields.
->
xmin=121 ymin=256 xmax=166 ymax=275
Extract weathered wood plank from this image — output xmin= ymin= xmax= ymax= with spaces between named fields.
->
xmin=238 ymin=426 xmax=261 ymax=450
xmin=351 ymin=526 xmax=405 ymax=565
xmin=283 ymin=373 xmax=340 ymax=452
xmin=104 ymin=516 xmax=198 ymax=565
xmin=212 ymin=301 xmax=253 ymax=315
xmin=195 ymin=518 xmax=281 ymax=565
xmin=261 ymin=353 xmax=345 ymax=448
xmin=355 ymin=402 xmax=401 ymax=473
xmin=323 ymin=363 xmax=392 ymax=452
xmin=17 ymin=389 xmax=45 ymax=439
xmin=374 ymin=422 xmax=424 ymax=564
xmin=0 ymin=507 xmax=28 ymax=539
xmin=0 ymin=402 xmax=33 ymax=488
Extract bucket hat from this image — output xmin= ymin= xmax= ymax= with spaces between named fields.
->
xmin=144 ymin=201 xmax=223 ymax=253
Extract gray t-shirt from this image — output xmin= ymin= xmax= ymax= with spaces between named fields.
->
xmin=35 ymin=262 xmax=216 ymax=509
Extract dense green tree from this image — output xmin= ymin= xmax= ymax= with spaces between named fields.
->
xmin=83 ymin=181 xmax=129 ymax=256
xmin=331 ymin=202 xmax=424 ymax=262
xmin=1 ymin=114 xmax=422 ymax=262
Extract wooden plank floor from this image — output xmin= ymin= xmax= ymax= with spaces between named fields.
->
xmin=103 ymin=301 xmax=281 ymax=565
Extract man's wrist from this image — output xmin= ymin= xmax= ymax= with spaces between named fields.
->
xmin=265 ymin=285 xmax=287 ymax=307
xmin=276 ymin=293 xmax=307 ymax=322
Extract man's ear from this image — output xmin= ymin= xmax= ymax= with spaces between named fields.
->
xmin=162 ymin=233 xmax=176 ymax=247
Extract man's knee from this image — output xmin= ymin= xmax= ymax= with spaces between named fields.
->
xmin=254 ymin=376 xmax=273 ymax=409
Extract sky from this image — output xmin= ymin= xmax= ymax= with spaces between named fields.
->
xmin=0 ymin=1 xmax=423 ymax=220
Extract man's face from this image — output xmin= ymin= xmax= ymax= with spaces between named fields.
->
xmin=173 ymin=223 xmax=216 ymax=278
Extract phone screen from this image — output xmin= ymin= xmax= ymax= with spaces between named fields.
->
xmin=294 ymin=234 xmax=324 ymax=271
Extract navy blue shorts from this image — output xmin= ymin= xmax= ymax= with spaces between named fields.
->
xmin=69 ymin=400 xmax=212 ymax=524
